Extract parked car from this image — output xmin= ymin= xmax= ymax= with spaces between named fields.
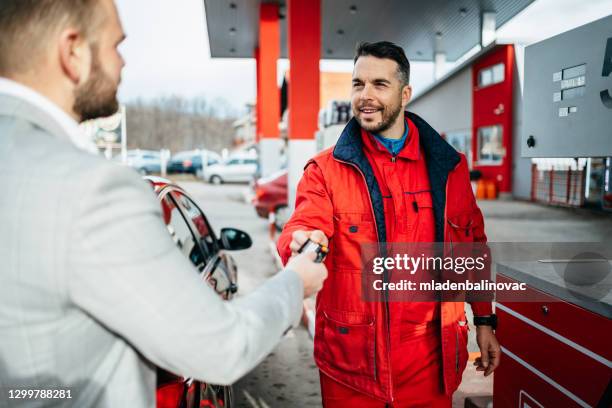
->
xmin=124 ymin=149 xmax=162 ymax=175
xmin=203 ymin=156 xmax=258 ymax=184
xmin=167 ymin=150 xmax=221 ymax=176
xmin=145 ymin=176 xmax=252 ymax=408
xmin=252 ymin=170 xmax=289 ymax=231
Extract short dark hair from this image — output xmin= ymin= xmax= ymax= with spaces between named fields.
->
xmin=354 ymin=41 xmax=411 ymax=86
xmin=0 ymin=0 xmax=102 ymax=75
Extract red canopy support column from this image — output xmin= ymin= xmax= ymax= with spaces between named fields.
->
xmin=257 ymin=3 xmax=281 ymax=177
xmin=287 ymin=0 xmax=320 ymax=209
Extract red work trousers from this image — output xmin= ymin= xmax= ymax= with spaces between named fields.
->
xmin=319 ymin=321 xmax=451 ymax=408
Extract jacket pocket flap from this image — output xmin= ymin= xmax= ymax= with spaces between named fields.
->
xmin=323 ymin=309 xmax=374 ymax=326
xmin=447 ymin=211 xmax=481 ymax=229
xmin=414 ymin=191 xmax=433 ymax=208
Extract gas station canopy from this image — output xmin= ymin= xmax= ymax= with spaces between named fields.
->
xmin=203 ymin=0 xmax=534 ymax=62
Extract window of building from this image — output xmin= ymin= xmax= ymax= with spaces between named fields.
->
xmin=477 ymin=125 xmax=504 ymax=164
xmin=478 ymin=63 xmax=505 ymax=88
xmin=446 ymin=131 xmax=473 ymax=168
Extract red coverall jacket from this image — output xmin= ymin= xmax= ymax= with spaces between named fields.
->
xmin=278 ymin=111 xmax=492 ymax=401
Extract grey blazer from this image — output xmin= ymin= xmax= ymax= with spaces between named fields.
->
xmin=0 ymin=94 xmax=303 ymax=407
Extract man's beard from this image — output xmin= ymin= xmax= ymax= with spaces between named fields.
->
xmin=353 ymin=95 xmax=403 ymax=134
xmin=73 ymin=48 xmax=119 ymax=122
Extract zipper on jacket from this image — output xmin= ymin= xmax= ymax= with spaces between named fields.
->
xmin=391 ymin=156 xmax=396 ymax=163
xmin=335 ymin=157 xmax=394 ymax=401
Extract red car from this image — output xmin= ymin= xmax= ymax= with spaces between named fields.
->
xmin=252 ymin=170 xmax=288 ymax=230
xmin=145 ymin=176 xmax=252 ymax=408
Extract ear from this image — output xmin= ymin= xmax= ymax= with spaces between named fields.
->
xmin=402 ymin=85 xmax=412 ymax=108
xmin=58 ymin=28 xmax=91 ymax=85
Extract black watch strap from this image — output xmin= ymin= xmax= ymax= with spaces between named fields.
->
xmin=474 ymin=314 xmax=497 ymax=330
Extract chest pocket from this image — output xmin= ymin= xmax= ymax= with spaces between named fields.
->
xmin=400 ymin=190 xmax=435 ymax=237
xmin=331 ymin=212 xmax=376 ymax=271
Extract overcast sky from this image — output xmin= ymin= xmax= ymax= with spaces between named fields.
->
xmin=114 ymin=0 xmax=612 ymax=115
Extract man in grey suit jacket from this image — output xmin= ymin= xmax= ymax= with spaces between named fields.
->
xmin=0 ymin=0 xmax=328 ymax=406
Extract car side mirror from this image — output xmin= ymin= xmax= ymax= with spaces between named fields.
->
xmin=219 ymin=228 xmax=252 ymax=251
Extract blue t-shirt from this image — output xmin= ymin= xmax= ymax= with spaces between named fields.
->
xmin=373 ymin=120 xmax=409 ymax=156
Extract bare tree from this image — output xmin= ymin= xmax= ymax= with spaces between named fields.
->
xmin=125 ymin=96 xmax=238 ymax=153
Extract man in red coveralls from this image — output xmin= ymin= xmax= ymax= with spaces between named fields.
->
xmin=277 ymin=42 xmax=501 ymax=407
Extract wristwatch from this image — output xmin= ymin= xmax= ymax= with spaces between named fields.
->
xmin=473 ymin=314 xmax=497 ymax=330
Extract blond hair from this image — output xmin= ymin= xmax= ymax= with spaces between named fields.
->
xmin=0 ymin=0 xmax=102 ymax=75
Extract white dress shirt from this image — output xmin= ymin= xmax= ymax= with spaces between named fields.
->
xmin=0 ymin=77 xmax=98 ymax=153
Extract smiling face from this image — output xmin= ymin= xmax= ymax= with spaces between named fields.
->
xmin=351 ymin=55 xmax=412 ymax=136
